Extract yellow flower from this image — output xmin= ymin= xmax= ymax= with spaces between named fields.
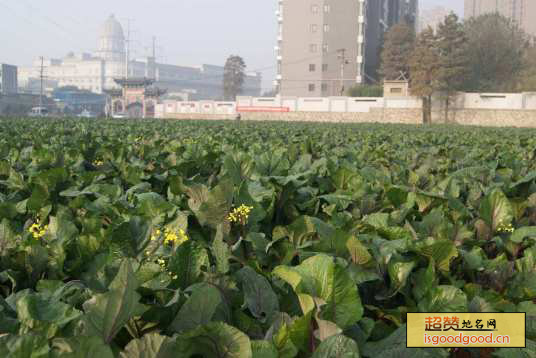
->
xmin=28 ymin=220 xmax=48 ymax=239
xmin=163 ymin=228 xmax=189 ymax=246
xmin=93 ymin=159 xmax=104 ymax=166
xmin=227 ymin=205 xmax=253 ymax=225
xmin=497 ymin=222 xmax=514 ymax=233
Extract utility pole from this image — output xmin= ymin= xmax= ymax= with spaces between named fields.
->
xmin=39 ymin=56 xmax=46 ymax=113
xmin=337 ymin=48 xmax=348 ymax=96
xmin=152 ymin=36 xmax=157 ymax=80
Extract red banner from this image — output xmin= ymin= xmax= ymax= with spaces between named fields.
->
xmin=236 ymin=106 xmax=290 ymax=113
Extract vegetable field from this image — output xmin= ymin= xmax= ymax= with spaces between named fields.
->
xmin=1 ymin=118 xmax=536 ymax=357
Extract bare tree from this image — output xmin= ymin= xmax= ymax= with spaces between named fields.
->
xmin=409 ymin=28 xmax=440 ymax=124
xmin=464 ymin=13 xmax=529 ymax=92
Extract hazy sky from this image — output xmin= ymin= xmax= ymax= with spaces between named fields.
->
xmin=0 ymin=0 xmax=463 ymax=91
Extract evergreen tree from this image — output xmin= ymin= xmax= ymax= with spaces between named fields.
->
xmin=380 ymin=23 xmax=416 ymax=81
xmin=223 ymin=55 xmax=246 ymax=101
xmin=436 ymin=13 xmax=469 ymax=122
xmin=409 ymin=27 xmax=440 ymax=124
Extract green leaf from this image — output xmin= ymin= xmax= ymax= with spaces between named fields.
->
xmin=363 ymin=214 xmax=412 ymax=241
xmin=251 ymin=341 xmax=279 ymax=358
xmin=468 ymin=296 xmax=494 ymax=313
xmin=170 ymin=283 xmax=228 ymax=333
xmin=136 ymin=192 xmax=174 ymax=219
xmin=511 ymin=227 xmax=536 ymax=243
xmin=5 ymin=169 xmax=26 ymax=191
xmin=51 ymin=336 xmax=114 ymax=358
xmin=235 ymin=267 xmax=279 ymax=322
xmin=274 ymin=254 xmax=363 ymax=329
xmin=168 ymin=240 xmax=209 ymax=289
xmin=412 ymin=261 xmax=436 ymax=303
xmin=0 ymin=218 xmax=16 ymax=252
xmin=285 ymin=216 xmax=336 ymax=247
xmin=386 ymin=260 xmax=415 ymax=296
xmin=480 ymin=188 xmax=514 ymax=232
xmin=111 ymin=216 xmax=151 ymax=258
xmin=82 ymin=259 xmax=148 ymax=343
xmin=0 ymin=334 xmax=50 ymax=358
xmin=177 ymin=322 xmax=252 ymax=358
xmin=0 ymin=202 xmax=18 ymax=220
xmin=314 ymin=312 xmax=342 ymax=341
xmin=462 ymin=247 xmax=486 ymax=271
xmin=120 ymin=333 xmax=177 ymax=358
xmin=271 ymin=320 xmax=299 ymax=358
xmin=346 ymin=236 xmax=372 ymax=265
xmin=419 ymin=240 xmax=458 ymax=272
xmin=16 ymin=292 xmax=82 ymax=338
xmin=311 ymin=335 xmax=360 ymax=358
xmin=418 ymin=285 xmax=467 ymax=313
xmin=332 ymin=167 xmax=359 ymax=190
xmin=27 ymin=184 xmax=49 ymax=211
xmin=187 ymin=179 xmax=234 ymax=229
xmin=386 ymin=186 xmax=408 ymax=207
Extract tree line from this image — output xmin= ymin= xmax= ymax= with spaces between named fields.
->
xmin=380 ymin=13 xmax=536 ymax=123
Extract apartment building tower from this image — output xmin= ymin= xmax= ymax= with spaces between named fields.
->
xmin=465 ymin=0 xmax=536 ymax=37
xmin=0 ymin=64 xmax=18 ymax=95
xmin=275 ymin=0 xmax=418 ymax=97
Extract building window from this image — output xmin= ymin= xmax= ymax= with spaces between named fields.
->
xmin=321 ymin=83 xmax=328 ymax=92
xmin=322 ymin=64 xmax=328 ymax=72
xmin=308 ymin=84 xmax=316 ymax=92
xmin=311 ymin=24 xmax=318 ymax=33
xmin=324 ymin=4 xmax=331 ymax=13
xmin=324 ymin=24 xmax=330 ymax=32
xmin=311 ymin=4 xmax=318 ymax=13
xmin=322 ymin=44 xmax=329 ymax=53
xmin=309 ymin=64 xmax=316 ymax=72
xmin=310 ymin=44 xmax=318 ymax=53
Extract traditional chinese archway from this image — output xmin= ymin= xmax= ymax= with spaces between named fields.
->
xmin=105 ymin=78 xmax=166 ymax=118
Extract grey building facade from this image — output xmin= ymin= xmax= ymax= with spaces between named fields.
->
xmin=465 ymin=0 xmax=536 ymax=37
xmin=0 ymin=64 xmax=18 ymax=95
xmin=276 ymin=0 xmax=418 ymax=97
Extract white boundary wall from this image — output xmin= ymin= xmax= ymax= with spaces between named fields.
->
xmin=156 ymin=93 xmax=536 ymax=118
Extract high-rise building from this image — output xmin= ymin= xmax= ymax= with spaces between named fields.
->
xmin=465 ymin=0 xmax=536 ymax=37
xmin=418 ymin=6 xmax=453 ymax=33
xmin=0 ymin=64 xmax=18 ymax=95
xmin=275 ymin=0 xmax=418 ymax=97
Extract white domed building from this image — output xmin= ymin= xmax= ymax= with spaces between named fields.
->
xmin=96 ymin=15 xmax=126 ymax=62
xmin=18 ymin=15 xmax=127 ymax=94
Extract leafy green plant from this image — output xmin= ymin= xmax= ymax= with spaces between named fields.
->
xmin=0 ymin=118 xmax=535 ymax=357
